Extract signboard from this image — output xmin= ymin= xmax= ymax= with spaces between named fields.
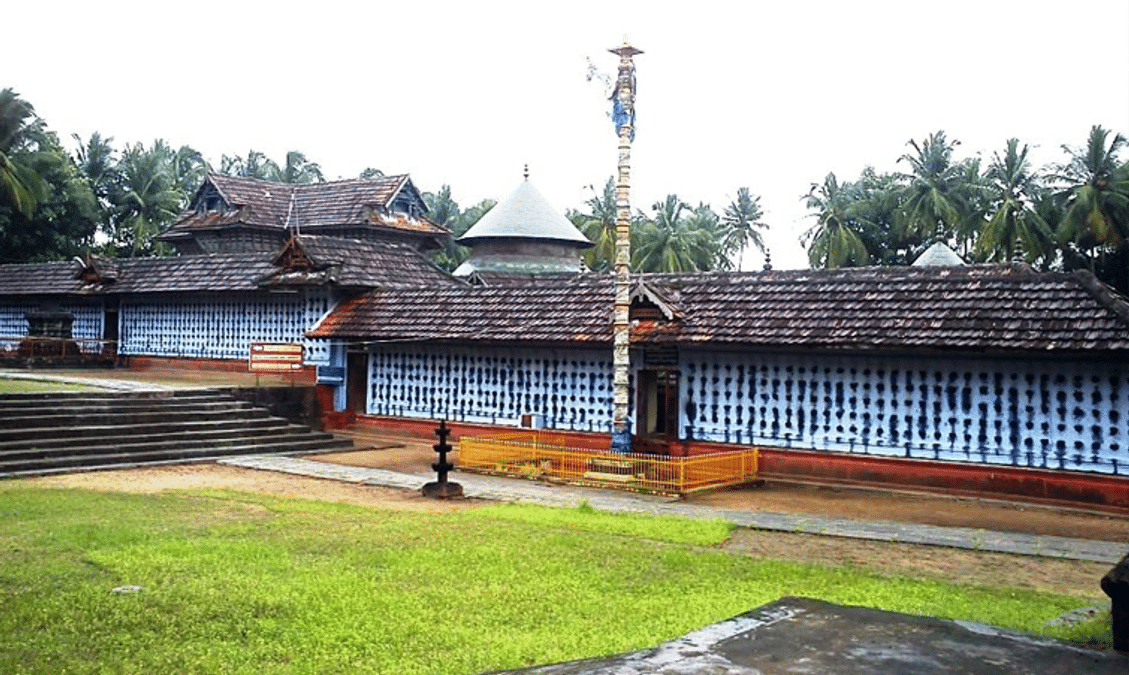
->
xmin=249 ymin=343 xmax=304 ymax=372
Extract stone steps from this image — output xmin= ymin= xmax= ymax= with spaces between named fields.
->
xmin=0 ymin=388 xmax=354 ymax=478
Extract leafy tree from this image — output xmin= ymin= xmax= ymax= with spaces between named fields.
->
xmin=220 ymin=150 xmax=323 ymax=184
xmin=632 ymin=194 xmax=719 ymax=272
xmin=0 ymin=88 xmax=48 ymax=218
xmin=801 ymin=173 xmax=870 ymax=269
xmin=569 ymin=177 xmax=617 ymax=271
xmin=424 ymin=185 xmax=466 ymax=271
xmin=976 ymin=139 xmax=1055 ymax=265
xmin=359 ymin=167 xmax=385 ymax=179
xmin=1053 ymin=125 xmax=1129 ymax=277
xmin=896 ymin=131 xmax=979 ymax=250
xmin=0 ymin=118 xmax=98 ymax=263
xmin=273 ymin=151 xmax=323 ymax=184
xmin=720 ymin=187 xmax=767 ymax=270
xmin=108 ymin=141 xmax=185 ymax=257
xmin=220 ymin=150 xmax=277 ymax=180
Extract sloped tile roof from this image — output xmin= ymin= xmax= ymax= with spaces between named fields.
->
xmin=312 ymin=274 xmax=613 ymax=345
xmin=161 ymin=174 xmax=448 ymax=240
xmin=258 ymin=235 xmax=460 ymax=290
xmin=0 ymin=236 xmax=457 ymax=296
xmin=310 ymin=265 xmax=1129 ymax=355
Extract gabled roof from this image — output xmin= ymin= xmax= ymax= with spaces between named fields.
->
xmin=310 ymin=265 xmax=1129 ymax=355
xmin=159 ymin=174 xmax=449 ymax=241
xmin=0 ymin=236 xmax=458 ymax=296
xmin=457 ymin=179 xmax=593 ymax=248
xmin=258 ymin=235 xmax=460 ymax=290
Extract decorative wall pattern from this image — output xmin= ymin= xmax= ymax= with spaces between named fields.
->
xmin=0 ymin=302 xmax=103 ymax=352
xmin=682 ymin=350 xmax=1129 ymax=475
xmin=367 ymin=345 xmax=617 ymax=431
xmin=119 ymin=290 xmax=333 ymax=364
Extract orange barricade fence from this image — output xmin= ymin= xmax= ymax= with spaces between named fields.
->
xmin=458 ymin=431 xmax=758 ymax=495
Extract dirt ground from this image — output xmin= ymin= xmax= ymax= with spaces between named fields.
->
xmin=26 ymin=444 xmax=1126 ymax=600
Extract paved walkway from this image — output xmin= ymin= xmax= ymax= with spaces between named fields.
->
xmin=220 ymin=455 xmax=1127 ymax=565
xmin=0 ymin=369 xmax=175 ymax=392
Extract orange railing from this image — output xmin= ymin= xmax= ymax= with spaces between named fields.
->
xmin=458 ymin=431 xmax=758 ymax=495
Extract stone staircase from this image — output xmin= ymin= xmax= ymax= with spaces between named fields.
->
xmin=0 ymin=389 xmax=354 ymax=478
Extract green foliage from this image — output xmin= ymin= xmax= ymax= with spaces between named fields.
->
xmin=425 ymin=190 xmax=496 ymax=272
xmin=0 ymin=485 xmax=1102 ymax=675
xmin=0 ymin=113 xmax=99 ymax=263
xmin=219 ymin=150 xmax=324 ymax=184
xmin=803 ymin=126 xmax=1129 ymax=294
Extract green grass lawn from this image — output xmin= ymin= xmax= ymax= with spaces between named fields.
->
xmin=0 ymin=485 xmax=1110 ymax=675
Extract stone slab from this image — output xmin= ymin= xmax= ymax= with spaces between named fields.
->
xmin=485 ymin=597 xmax=1127 ymax=674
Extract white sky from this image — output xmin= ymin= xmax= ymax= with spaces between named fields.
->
xmin=8 ymin=0 xmax=1129 ymax=269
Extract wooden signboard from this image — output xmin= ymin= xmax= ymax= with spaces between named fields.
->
xmin=248 ymin=343 xmax=304 ymax=372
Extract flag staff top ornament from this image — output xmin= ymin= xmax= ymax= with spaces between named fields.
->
xmin=609 ymin=38 xmax=641 ymax=455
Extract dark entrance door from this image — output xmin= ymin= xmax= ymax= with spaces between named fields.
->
xmin=637 ymin=368 xmax=680 ymax=452
xmin=346 ymin=351 xmax=368 ymax=415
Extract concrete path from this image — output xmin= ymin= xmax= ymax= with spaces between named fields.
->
xmin=220 ymin=455 xmax=1127 ymax=564
xmin=0 ymin=369 xmax=174 ymax=392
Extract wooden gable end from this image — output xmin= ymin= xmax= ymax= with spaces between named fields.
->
xmin=386 ymin=178 xmax=428 ymax=219
xmin=192 ymin=178 xmax=232 ymax=214
xmin=272 ymin=234 xmax=316 ymax=272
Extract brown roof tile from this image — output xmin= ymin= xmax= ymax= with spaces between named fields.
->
xmin=160 ymin=174 xmax=449 ymax=241
xmin=311 ymin=265 xmax=1129 ymax=355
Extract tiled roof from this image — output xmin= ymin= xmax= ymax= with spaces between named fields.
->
xmin=258 ymin=235 xmax=460 ymax=290
xmin=310 ymin=265 xmax=1129 ymax=355
xmin=160 ymin=174 xmax=448 ymax=240
xmin=311 ymin=275 xmax=614 ymax=345
xmin=0 ymin=236 xmax=458 ymax=296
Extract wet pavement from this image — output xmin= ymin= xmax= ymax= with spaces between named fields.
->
xmin=482 ymin=597 xmax=1129 ymax=674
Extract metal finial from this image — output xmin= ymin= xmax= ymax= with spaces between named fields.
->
xmin=523 ymin=164 xmax=529 ymax=180
xmin=763 ymin=250 xmax=773 ymax=271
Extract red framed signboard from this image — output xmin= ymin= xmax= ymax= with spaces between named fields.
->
xmin=249 ymin=343 xmax=304 ymax=372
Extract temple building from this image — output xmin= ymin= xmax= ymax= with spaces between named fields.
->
xmin=2 ymin=173 xmax=1128 ymax=507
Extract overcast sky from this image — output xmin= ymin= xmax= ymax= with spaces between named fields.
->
xmin=8 ymin=0 xmax=1129 ymax=269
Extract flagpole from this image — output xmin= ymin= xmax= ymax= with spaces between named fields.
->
xmin=609 ymin=39 xmax=641 ymax=454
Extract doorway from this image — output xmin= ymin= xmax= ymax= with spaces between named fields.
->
xmin=637 ymin=368 xmax=679 ymax=449
xmin=346 ymin=351 xmax=368 ymax=415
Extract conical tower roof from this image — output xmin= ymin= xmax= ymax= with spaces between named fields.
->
xmin=912 ymin=242 xmax=966 ymax=267
xmin=457 ymin=179 xmax=593 ymax=248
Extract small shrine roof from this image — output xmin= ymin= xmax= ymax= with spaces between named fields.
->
xmin=457 ymin=179 xmax=593 ymax=248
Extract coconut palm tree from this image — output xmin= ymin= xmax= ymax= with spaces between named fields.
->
xmin=721 ymin=187 xmax=767 ymax=270
xmin=976 ymin=138 xmax=1055 ymax=265
xmin=570 ymin=177 xmax=617 ymax=271
xmin=802 ymin=173 xmax=871 ymax=269
xmin=272 ymin=151 xmax=324 ymax=184
xmin=1054 ymin=126 xmax=1129 ymax=266
xmin=896 ymin=131 xmax=975 ymax=247
xmin=112 ymin=142 xmax=185 ymax=257
xmin=632 ymin=194 xmax=718 ymax=272
xmin=0 ymin=88 xmax=48 ymax=218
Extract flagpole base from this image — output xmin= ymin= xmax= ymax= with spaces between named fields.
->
xmin=610 ymin=429 xmax=633 ymax=454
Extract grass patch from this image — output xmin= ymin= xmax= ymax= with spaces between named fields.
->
xmin=470 ymin=501 xmax=734 ymax=545
xmin=0 ymin=378 xmax=101 ymax=393
xmin=0 ymin=484 xmax=1105 ymax=675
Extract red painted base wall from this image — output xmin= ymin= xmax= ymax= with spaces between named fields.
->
xmin=324 ymin=399 xmax=1129 ymax=512
xmin=121 ymin=356 xmax=317 ymax=385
